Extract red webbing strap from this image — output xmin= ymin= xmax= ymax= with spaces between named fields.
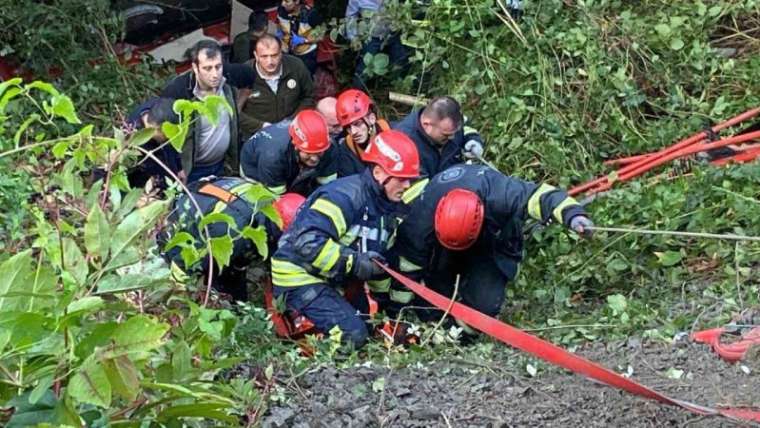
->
xmin=379 ymin=263 xmax=760 ymax=423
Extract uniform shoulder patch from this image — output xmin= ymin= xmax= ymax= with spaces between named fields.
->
xmin=438 ymin=166 xmax=464 ymax=183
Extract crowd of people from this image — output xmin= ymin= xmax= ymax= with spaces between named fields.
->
xmin=133 ymin=0 xmax=592 ymax=348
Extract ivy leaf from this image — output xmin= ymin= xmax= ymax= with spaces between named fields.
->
xmin=242 ymin=183 xmax=276 ymax=205
xmin=654 ymin=23 xmax=671 ymax=37
xmin=68 ymin=355 xmax=112 ymax=408
xmin=241 ymin=225 xmax=268 ymax=259
xmin=25 ymin=81 xmax=60 ymax=97
xmin=162 ymin=121 xmax=187 ymax=152
xmin=198 ymin=212 xmax=237 ymax=232
xmin=607 ymin=294 xmax=627 ymax=315
xmin=209 ymin=236 xmax=234 ymax=270
xmin=84 ymin=203 xmax=110 ymax=261
xmin=51 ymin=94 xmax=81 ymax=124
xmin=655 ymin=250 xmax=682 ymax=267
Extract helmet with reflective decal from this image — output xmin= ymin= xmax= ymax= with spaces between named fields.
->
xmin=289 ymin=109 xmax=330 ymax=154
xmin=361 ymin=130 xmax=420 ymax=178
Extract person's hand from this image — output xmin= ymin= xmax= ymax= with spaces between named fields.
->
xmin=261 ymin=122 xmax=272 ymax=128
xmin=353 ymin=251 xmax=387 ymax=281
xmin=290 ymin=34 xmax=307 ymax=48
xmin=570 ymin=215 xmax=594 ymax=238
xmin=463 ymin=139 xmax=484 ymax=160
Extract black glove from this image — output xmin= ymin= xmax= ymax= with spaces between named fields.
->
xmin=352 ymin=251 xmax=387 ymax=281
xmin=569 ymin=215 xmax=594 ymax=238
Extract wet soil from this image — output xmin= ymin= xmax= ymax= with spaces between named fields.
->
xmin=264 ymin=337 xmax=759 ymax=427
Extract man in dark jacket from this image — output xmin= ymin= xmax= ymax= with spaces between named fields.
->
xmin=391 ymin=164 xmax=594 ymax=339
xmin=270 ymin=130 xmax=420 ymax=348
xmin=240 ymin=109 xmax=337 ymax=197
xmin=238 ymin=34 xmax=315 ymax=139
xmin=163 ymin=176 xmax=305 ymax=301
xmin=393 ymin=96 xmax=484 ymax=179
xmin=121 ymin=97 xmax=181 ymax=189
xmin=160 ymin=40 xmax=242 ymax=183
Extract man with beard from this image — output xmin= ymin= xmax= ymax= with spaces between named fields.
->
xmin=161 ymin=39 xmax=241 ymax=183
xmin=240 ymin=109 xmax=337 ymax=197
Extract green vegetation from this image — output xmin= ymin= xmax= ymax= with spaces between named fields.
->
xmin=1 ymin=0 xmax=759 ymax=425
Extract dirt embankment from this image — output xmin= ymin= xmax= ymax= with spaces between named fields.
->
xmin=264 ymin=338 xmax=759 ymax=427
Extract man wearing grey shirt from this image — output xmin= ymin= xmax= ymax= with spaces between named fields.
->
xmin=161 ymin=39 xmax=242 ymax=183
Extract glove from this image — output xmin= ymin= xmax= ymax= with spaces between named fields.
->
xmin=275 ymin=29 xmax=284 ymax=40
xmin=290 ymin=34 xmax=307 ymax=48
xmin=352 ymin=251 xmax=387 ymax=281
xmin=463 ymin=139 xmax=484 ymax=160
xmin=570 ymin=215 xmax=594 ymax=238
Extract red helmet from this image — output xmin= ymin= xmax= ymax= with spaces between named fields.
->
xmin=434 ymin=189 xmax=484 ymax=250
xmin=289 ymin=109 xmax=330 ymax=154
xmin=361 ymin=130 xmax=420 ymax=178
xmin=272 ymin=193 xmax=306 ymax=231
xmin=336 ymin=89 xmax=373 ymax=127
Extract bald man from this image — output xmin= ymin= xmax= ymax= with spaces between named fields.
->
xmin=316 ymin=96 xmax=341 ymax=141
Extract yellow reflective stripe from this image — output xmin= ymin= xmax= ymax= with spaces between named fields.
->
xmin=552 ymin=197 xmax=580 ymax=224
xmin=463 ymin=125 xmax=478 ymax=136
xmin=271 ymin=258 xmax=322 ymax=287
xmin=311 ymin=198 xmax=346 ymax=236
xmin=339 ymin=225 xmax=360 ymax=246
xmin=345 ymin=254 xmax=354 ymax=274
xmin=317 ymin=173 xmax=337 ymax=185
xmin=399 ymin=256 xmax=422 ymax=273
xmin=401 ymin=178 xmax=429 ymax=204
xmin=390 ymin=289 xmax=414 ymax=304
xmin=312 ymin=239 xmax=341 ymax=273
xmin=527 ymin=183 xmax=557 ymax=221
xmin=367 ymin=278 xmax=390 ymax=293
xmin=267 ymin=184 xmax=287 ymax=195
xmin=212 ymin=201 xmax=227 ymax=214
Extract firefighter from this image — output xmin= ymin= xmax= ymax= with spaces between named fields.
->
xmin=333 ymin=89 xmax=392 ymax=178
xmin=240 ymin=109 xmax=337 ymax=197
xmin=393 ymin=96 xmax=485 ymax=179
xmin=270 ymin=130 xmax=420 ymax=348
xmin=391 ymin=164 xmax=594 ymax=338
xmin=163 ymin=176 xmax=305 ymax=302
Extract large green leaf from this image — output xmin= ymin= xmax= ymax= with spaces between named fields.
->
xmin=105 ymin=314 xmax=169 ymax=358
xmin=157 ymin=402 xmax=237 ymax=423
xmin=63 ymin=238 xmax=88 ymax=286
xmin=84 ymin=203 xmax=110 ymax=261
xmin=96 ymin=257 xmax=171 ymax=295
xmin=25 ymin=263 xmax=57 ymax=312
xmin=50 ymin=94 xmax=81 ymax=124
xmin=197 ymin=212 xmax=236 ymax=231
xmin=109 ymin=200 xmax=168 ymax=266
xmin=0 ymin=250 xmax=33 ymax=312
xmin=5 ymin=389 xmax=58 ymax=427
xmin=103 ymin=355 xmax=140 ymax=402
xmin=67 ymin=355 xmax=112 ymax=408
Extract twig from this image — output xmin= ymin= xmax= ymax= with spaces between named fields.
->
xmin=521 ymin=323 xmax=616 ymax=332
xmin=421 ymin=274 xmax=460 ymax=347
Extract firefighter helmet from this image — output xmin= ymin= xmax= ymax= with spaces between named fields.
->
xmin=336 ymin=89 xmax=374 ymax=127
xmin=361 ymin=130 xmax=420 ymax=178
xmin=272 ymin=193 xmax=306 ymax=231
xmin=434 ymin=188 xmax=484 ymax=250
xmin=289 ymin=109 xmax=330 ymax=154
